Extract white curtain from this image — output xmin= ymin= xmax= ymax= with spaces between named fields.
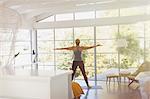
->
xmin=0 ymin=5 xmax=21 ymax=74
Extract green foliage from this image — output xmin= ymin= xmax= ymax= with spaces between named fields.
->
xmin=114 ymin=28 xmax=144 ymax=68
xmin=120 ymin=58 xmax=131 ymax=69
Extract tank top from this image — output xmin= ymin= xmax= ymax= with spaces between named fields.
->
xmin=73 ymin=48 xmax=82 ymax=61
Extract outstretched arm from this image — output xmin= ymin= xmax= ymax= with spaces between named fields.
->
xmin=82 ymin=44 xmax=102 ymax=50
xmin=54 ymin=46 xmax=74 ymax=50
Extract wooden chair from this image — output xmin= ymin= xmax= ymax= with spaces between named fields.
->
xmin=106 ymin=74 xmax=119 ymax=84
xmin=128 ymin=61 xmax=150 ymax=87
xmin=119 ymin=72 xmax=131 ymax=82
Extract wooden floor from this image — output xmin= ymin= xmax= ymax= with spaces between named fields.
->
xmin=0 ymin=81 xmax=143 ymax=99
xmin=80 ymin=81 xmax=142 ymax=99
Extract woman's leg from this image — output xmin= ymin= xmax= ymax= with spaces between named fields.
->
xmin=79 ymin=61 xmax=90 ymax=87
xmin=72 ymin=61 xmax=78 ymax=80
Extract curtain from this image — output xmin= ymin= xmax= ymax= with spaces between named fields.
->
xmin=0 ymin=5 xmax=21 ymax=74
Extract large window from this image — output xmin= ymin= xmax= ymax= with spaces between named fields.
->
xmin=74 ymin=27 xmax=94 ymax=79
xmin=37 ymin=29 xmax=54 ymax=70
xmin=15 ymin=29 xmax=31 ymax=69
xmin=96 ymin=25 xmax=118 ymax=80
xmin=0 ymin=28 xmax=14 ymax=66
xmin=36 ymin=5 xmax=150 ymax=82
xmin=119 ymin=23 xmax=144 ymax=67
xmin=55 ymin=28 xmax=73 ymax=70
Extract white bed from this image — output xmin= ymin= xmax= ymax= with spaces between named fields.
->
xmin=0 ymin=69 xmax=72 ymax=99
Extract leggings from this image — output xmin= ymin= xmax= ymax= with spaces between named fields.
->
xmin=72 ymin=61 xmax=89 ymax=87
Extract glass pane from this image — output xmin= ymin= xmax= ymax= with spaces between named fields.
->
xmin=56 ymin=13 xmax=73 ymax=21
xmin=117 ymin=26 xmax=144 ymax=79
xmin=38 ymin=54 xmax=54 ymax=66
xmin=16 ymin=29 xmax=30 ymax=41
xmin=15 ymin=54 xmax=31 ymax=66
xmin=55 ymin=41 xmax=73 ymax=53
xmin=0 ymin=43 xmax=12 ymax=55
xmin=119 ymin=23 xmax=144 ymax=38
xmin=55 ymin=28 xmax=73 ymax=40
xmin=119 ymin=38 xmax=144 ymax=68
xmin=146 ymin=39 xmax=150 ymax=61
xmin=96 ymin=40 xmax=116 ymax=53
xmin=0 ymin=50 xmax=10 ymax=56
xmin=37 ymin=29 xmax=54 ymax=40
xmin=75 ymin=11 xmax=95 ymax=20
xmin=55 ymin=40 xmax=73 ymax=70
xmin=56 ymin=53 xmax=73 ymax=70
xmin=0 ymin=56 xmax=12 ymax=66
xmin=96 ymin=25 xmax=118 ymax=39
xmin=15 ymin=29 xmax=31 ymax=67
xmin=15 ymin=42 xmax=31 ymax=55
xmin=74 ymin=27 xmax=94 ymax=39
xmin=0 ymin=33 xmax=12 ymax=41
xmin=37 ymin=29 xmax=54 ymax=67
xmin=145 ymin=21 xmax=150 ymax=38
xmin=120 ymin=6 xmax=146 ymax=16
xmin=96 ymin=9 xmax=118 ymax=18
xmin=38 ymin=41 xmax=54 ymax=53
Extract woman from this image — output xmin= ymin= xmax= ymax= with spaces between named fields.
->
xmin=55 ymin=39 xmax=102 ymax=88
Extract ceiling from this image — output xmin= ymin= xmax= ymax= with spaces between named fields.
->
xmin=0 ymin=0 xmax=150 ymax=21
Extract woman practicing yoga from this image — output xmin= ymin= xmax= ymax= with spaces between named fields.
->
xmin=55 ymin=39 xmax=102 ymax=88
